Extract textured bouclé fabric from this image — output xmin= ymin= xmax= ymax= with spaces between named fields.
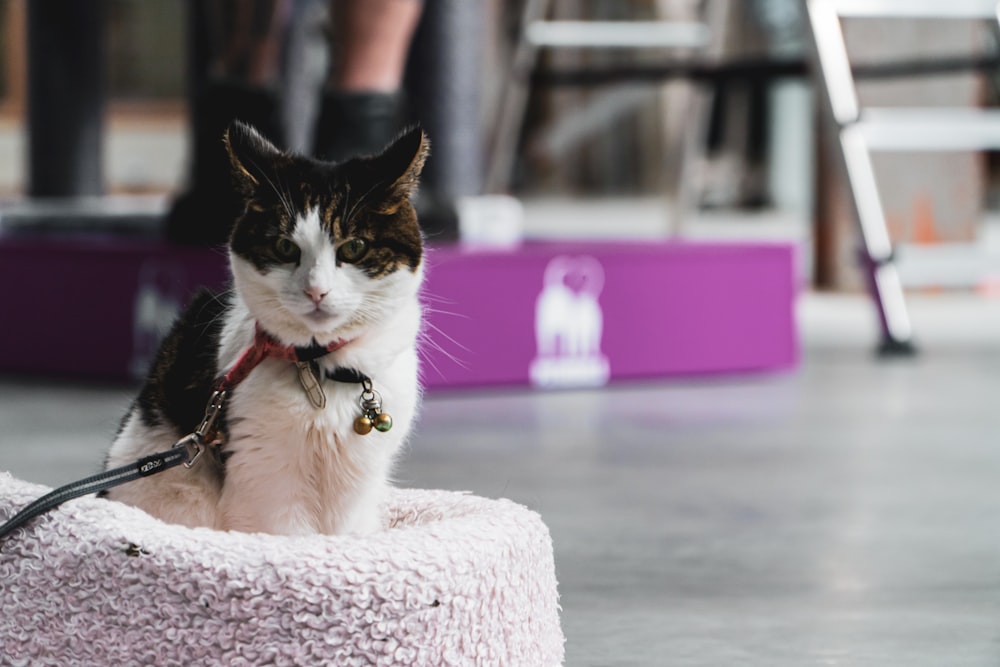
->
xmin=0 ymin=473 xmax=564 ymax=666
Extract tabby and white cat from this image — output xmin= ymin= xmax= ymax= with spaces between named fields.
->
xmin=104 ymin=121 xmax=427 ymax=536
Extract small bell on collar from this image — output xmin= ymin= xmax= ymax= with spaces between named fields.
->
xmin=353 ymin=379 xmax=393 ymax=435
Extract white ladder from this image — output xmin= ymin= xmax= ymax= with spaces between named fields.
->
xmin=804 ymin=0 xmax=1000 ymax=353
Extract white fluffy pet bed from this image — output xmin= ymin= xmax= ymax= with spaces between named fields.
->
xmin=0 ymin=472 xmax=564 ymax=666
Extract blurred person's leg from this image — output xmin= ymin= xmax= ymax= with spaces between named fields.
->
xmin=167 ymin=0 xmax=290 ymax=246
xmin=312 ymin=0 xmax=422 ymax=162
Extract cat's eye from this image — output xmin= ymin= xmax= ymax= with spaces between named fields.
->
xmin=337 ymin=238 xmax=369 ymax=264
xmin=273 ymin=237 xmax=300 ymax=263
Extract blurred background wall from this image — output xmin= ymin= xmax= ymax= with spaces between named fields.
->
xmin=1 ymin=0 xmax=999 ymax=294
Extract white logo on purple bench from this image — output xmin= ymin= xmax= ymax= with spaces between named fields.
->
xmin=530 ymin=255 xmax=610 ymax=388
xmin=130 ymin=261 xmax=183 ymax=379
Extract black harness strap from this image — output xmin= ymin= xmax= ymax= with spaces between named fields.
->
xmin=326 ymin=367 xmax=368 ymax=384
xmin=0 ymin=446 xmax=190 ymax=543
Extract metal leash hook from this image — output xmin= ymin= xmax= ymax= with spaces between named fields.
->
xmin=353 ymin=378 xmax=393 ymax=435
xmin=173 ymin=389 xmax=228 ymax=468
xmin=173 ymin=433 xmax=204 ymax=470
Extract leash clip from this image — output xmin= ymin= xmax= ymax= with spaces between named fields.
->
xmin=173 ymin=433 xmax=204 ymax=469
xmin=195 ymin=390 xmax=227 ymax=446
xmin=174 ymin=389 xmax=229 ymax=469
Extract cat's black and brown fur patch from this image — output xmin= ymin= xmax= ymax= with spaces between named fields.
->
xmin=130 ymin=288 xmax=229 ymax=438
xmin=225 ymin=121 xmax=427 ymax=279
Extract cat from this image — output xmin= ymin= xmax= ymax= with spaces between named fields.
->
xmin=103 ymin=121 xmax=428 ymax=536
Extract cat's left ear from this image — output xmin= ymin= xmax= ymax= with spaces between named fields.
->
xmin=224 ymin=121 xmax=285 ymax=198
xmin=365 ymin=126 xmax=429 ymax=202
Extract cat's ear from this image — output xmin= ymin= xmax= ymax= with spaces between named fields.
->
xmin=224 ymin=121 xmax=284 ymax=197
xmin=360 ymin=126 xmax=429 ymax=203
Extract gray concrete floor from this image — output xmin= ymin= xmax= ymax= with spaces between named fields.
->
xmin=4 ymin=292 xmax=1000 ymax=665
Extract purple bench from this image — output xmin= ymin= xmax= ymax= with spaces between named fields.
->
xmin=0 ymin=236 xmax=799 ymax=387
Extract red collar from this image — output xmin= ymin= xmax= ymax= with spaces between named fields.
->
xmin=217 ymin=325 xmax=348 ymax=391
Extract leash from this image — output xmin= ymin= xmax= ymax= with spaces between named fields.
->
xmin=0 ymin=382 xmax=221 ymax=544
xmin=0 ymin=324 xmax=391 ymax=543
xmin=0 ymin=446 xmax=192 ymax=542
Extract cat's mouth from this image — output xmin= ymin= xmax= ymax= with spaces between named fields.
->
xmin=285 ymin=298 xmax=360 ymax=340
xmin=305 ymin=307 xmax=335 ymax=324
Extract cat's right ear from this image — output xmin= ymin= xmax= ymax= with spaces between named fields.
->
xmin=224 ymin=121 xmax=284 ymax=198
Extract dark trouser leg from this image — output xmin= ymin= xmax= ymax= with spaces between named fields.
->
xmin=166 ymin=80 xmax=282 ymax=245
xmin=166 ymin=0 xmax=288 ymax=246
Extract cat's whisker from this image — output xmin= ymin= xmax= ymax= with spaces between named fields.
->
xmin=418 ymin=348 xmax=446 ymax=380
xmin=422 ymin=319 xmax=470 ymax=353
xmin=340 ymin=182 xmax=351 ymax=226
xmin=246 ymin=154 xmax=296 ymax=220
xmin=271 ymin=173 xmax=295 ymax=221
xmin=418 ymin=290 xmax=459 ymax=307
xmin=415 ymin=327 xmax=453 ymax=375
xmin=421 ymin=305 xmax=470 ymax=321
xmin=192 ymin=289 xmax=236 ymax=329
xmin=344 ymin=181 xmax=383 ymax=225
xmin=418 ymin=338 xmax=468 ymax=376
xmin=418 ymin=326 xmax=469 ymax=371
xmin=420 ymin=341 xmax=469 ymax=374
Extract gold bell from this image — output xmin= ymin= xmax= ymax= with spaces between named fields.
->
xmin=354 ymin=415 xmax=374 ymax=435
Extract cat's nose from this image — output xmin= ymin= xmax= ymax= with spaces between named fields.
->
xmin=304 ymin=286 xmax=329 ymax=304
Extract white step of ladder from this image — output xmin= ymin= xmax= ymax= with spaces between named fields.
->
xmin=525 ymin=20 xmax=710 ymax=49
xmin=857 ymin=108 xmax=1000 ymax=151
xmin=823 ymin=0 xmax=1000 ymax=19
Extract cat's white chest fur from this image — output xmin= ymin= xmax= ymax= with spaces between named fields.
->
xmin=214 ymin=299 xmax=420 ymax=536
